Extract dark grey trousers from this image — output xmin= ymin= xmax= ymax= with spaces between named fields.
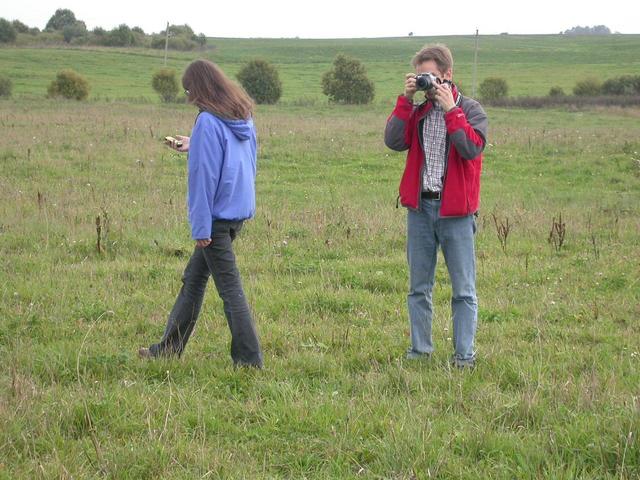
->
xmin=149 ymin=220 xmax=263 ymax=367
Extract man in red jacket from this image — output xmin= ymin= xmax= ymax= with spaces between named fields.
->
xmin=384 ymin=44 xmax=488 ymax=368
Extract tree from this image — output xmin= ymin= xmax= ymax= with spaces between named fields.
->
xmin=99 ymin=24 xmax=137 ymax=47
xmin=151 ymin=24 xmax=200 ymax=51
xmin=167 ymin=24 xmax=195 ymax=37
xmin=152 ymin=69 xmax=179 ymax=103
xmin=479 ymin=77 xmax=508 ymax=101
xmin=45 ymin=9 xmax=77 ymax=31
xmin=63 ymin=21 xmax=87 ymax=43
xmin=47 ymin=70 xmax=90 ymax=100
xmin=11 ymin=20 xmax=30 ymax=34
xmin=237 ymin=59 xmax=282 ymax=104
xmin=321 ymin=54 xmax=375 ymax=104
xmin=0 ymin=18 xmax=17 ymax=43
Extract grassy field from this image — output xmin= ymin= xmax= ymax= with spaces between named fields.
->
xmin=1 ymin=36 xmax=640 ymax=478
xmin=2 ymin=34 xmax=640 ymax=102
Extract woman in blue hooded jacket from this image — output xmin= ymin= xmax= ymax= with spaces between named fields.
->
xmin=140 ymin=60 xmax=263 ymax=368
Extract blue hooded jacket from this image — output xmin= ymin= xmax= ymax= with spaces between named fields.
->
xmin=187 ymin=111 xmax=257 ymax=240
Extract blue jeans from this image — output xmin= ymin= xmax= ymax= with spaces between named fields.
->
xmin=407 ymin=199 xmax=478 ymax=361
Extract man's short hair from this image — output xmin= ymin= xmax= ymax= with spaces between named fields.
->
xmin=411 ymin=44 xmax=454 ymax=73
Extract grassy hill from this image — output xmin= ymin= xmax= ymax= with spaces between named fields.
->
xmin=1 ymin=34 xmax=640 ymax=102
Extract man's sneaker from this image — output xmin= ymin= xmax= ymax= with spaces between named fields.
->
xmin=406 ymin=349 xmax=431 ymax=361
xmin=138 ymin=347 xmax=153 ymax=359
xmin=451 ymin=356 xmax=476 ymax=369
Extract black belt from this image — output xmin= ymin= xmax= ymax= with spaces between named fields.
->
xmin=421 ymin=190 xmax=441 ymax=200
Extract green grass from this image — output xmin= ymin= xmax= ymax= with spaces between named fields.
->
xmin=1 ymin=34 xmax=640 ymax=102
xmin=1 ymin=37 xmax=640 ymax=478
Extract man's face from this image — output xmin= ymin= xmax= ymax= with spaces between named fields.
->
xmin=415 ymin=60 xmax=452 ymax=99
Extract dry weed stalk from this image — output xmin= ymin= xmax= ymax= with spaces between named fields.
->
xmin=95 ymin=208 xmax=110 ymax=254
xmin=548 ymin=213 xmax=566 ymax=252
xmin=491 ymin=213 xmax=511 ymax=253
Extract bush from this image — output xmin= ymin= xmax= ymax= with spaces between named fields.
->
xmin=479 ymin=77 xmax=508 ymax=101
xmin=0 ymin=76 xmax=12 ymax=97
xmin=573 ymin=78 xmax=602 ymax=96
xmin=152 ymin=69 xmax=179 ymax=103
xmin=45 ymin=9 xmax=77 ymax=31
xmin=601 ymin=75 xmax=640 ymax=95
xmin=237 ymin=60 xmax=282 ymax=104
xmin=548 ymin=86 xmax=565 ymax=97
xmin=321 ymin=54 xmax=375 ymax=104
xmin=47 ymin=70 xmax=89 ymax=100
xmin=0 ymin=18 xmax=17 ymax=43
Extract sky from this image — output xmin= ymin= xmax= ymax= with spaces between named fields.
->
xmin=3 ymin=0 xmax=639 ymax=38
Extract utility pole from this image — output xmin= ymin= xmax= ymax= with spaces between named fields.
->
xmin=163 ymin=22 xmax=169 ymax=67
xmin=472 ymin=28 xmax=479 ymax=97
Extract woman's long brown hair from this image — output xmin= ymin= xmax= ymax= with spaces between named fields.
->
xmin=182 ymin=60 xmax=254 ymax=120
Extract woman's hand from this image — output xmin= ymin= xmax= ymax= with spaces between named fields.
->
xmin=167 ymin=135 xmax=190 ymax=152
xmin=195 ymin=238 xmax=211 ymax=248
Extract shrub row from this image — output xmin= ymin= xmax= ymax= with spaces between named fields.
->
xmin=3 ymin=65 xmax=639 ymax=108
xmin=477 ymin=74 xmax=640 ymax=103
xmin=1 ymin=55 xmax=376 ymax=105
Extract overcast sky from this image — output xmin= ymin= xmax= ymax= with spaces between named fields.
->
xmin=3 ymin=0 xmax=638 ymax=37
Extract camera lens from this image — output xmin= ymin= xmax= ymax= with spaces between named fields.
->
xmin=415 ymin=74 xmax=433 ymax=91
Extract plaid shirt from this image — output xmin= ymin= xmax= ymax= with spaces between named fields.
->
xmin=422 ymin=102 xmax=447 ymax=192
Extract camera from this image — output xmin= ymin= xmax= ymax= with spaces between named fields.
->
xmin=415 ymin=72 xmax=441 ymax=91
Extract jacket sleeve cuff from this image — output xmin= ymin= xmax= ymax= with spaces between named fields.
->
xmin=392 ymin=95 xmax=414 ymax=121
xmin=190 ymin=218 xmax=212 ymax=240
xmin=444 ymin=107 xmax=468 ymax=133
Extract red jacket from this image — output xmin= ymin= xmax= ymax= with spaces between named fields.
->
xmin=384 ymin=87 xmax=488 ymax=216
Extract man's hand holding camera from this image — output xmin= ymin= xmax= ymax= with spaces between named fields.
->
xmin=404 ymin=73 xmax=418 ymax=102
xmin=404 ymin=72 xmax=456 ymax=112
xmin=432 ymin=83 xmax=455 ymax=112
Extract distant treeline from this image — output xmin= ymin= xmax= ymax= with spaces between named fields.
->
xmin=0 ymin=9 xmax=207 ymax=50
xmin=562 ymin=25 xmax=612 ymax=35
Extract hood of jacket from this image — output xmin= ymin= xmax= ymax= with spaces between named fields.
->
xmin=200 ymin=110 xmax=253 ymax=141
